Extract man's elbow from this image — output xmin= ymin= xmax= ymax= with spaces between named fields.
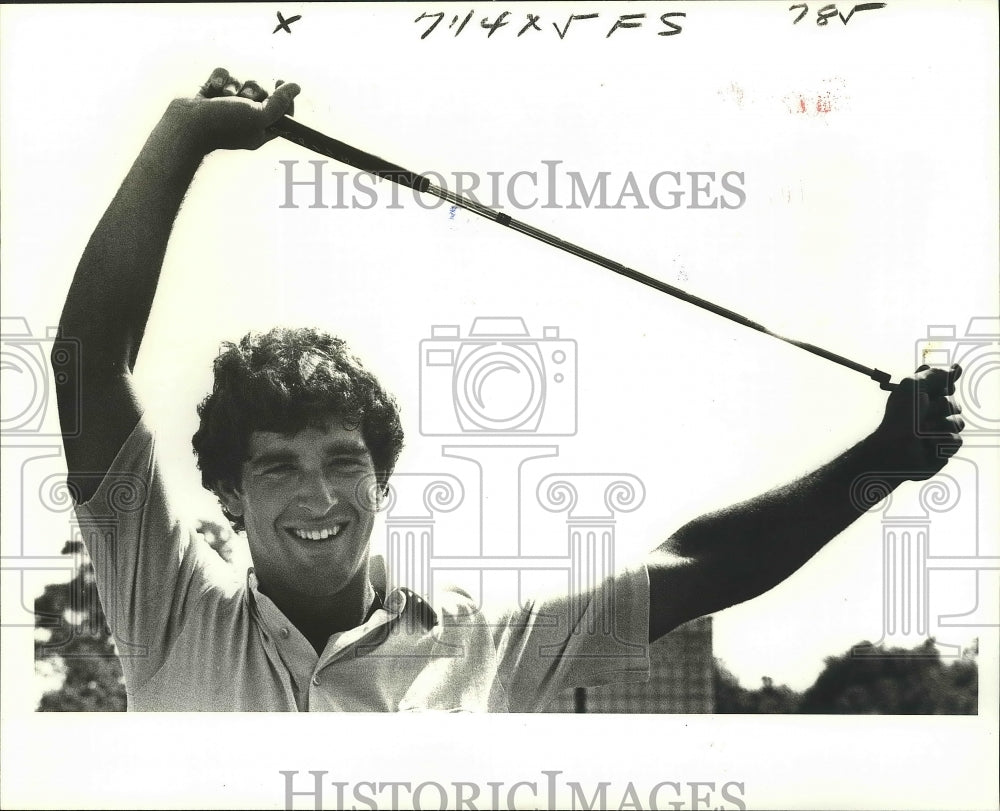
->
xmin=646 ymin=547 xmax=780 ymax=641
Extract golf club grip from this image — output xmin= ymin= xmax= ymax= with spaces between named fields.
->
xmin=267 ymin=116 xmax=430 ymax=193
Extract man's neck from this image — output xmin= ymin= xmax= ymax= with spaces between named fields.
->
xmin=260 ymin=567 xmax=377 ymax=655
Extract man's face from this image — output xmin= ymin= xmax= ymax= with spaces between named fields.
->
xmin=221 ymin=421 xmax=380 ymax=599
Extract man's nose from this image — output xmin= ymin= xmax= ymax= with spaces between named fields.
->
xmin=297 ymin=473 xmax=339 ymax=513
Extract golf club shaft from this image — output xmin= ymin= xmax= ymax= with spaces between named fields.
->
xmin=267 ymin=115 xmax=897 ymax=391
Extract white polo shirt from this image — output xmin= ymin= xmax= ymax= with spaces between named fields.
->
xmin=74 ymin=418 xmax=650 ymax=711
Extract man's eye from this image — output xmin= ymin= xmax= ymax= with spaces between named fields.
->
xmin=263 ymin=465 xmax=295 ymax=476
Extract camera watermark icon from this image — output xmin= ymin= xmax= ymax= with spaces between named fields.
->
xmin=851 ymin=454 xmax=999 ymax=659
xmin=2 ymin=446 xmax=75 ymax=632
xmin=2 ymin=316 xmax=81 ymax=650
xmin=1 ymin=317 xmax=80 ymax=437
xmin=916 ymin=317 xmax=999 ymax=442
xmin=419 ymin=317 xmax=577 ymax=436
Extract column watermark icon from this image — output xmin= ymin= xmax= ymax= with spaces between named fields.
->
xmin=850 ymin=316 xmax=999 ymax=658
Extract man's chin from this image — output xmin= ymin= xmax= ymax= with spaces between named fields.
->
xmin=252 ymin=555 xmax=369 ymax=599
xmin=257 ymin=570 xmax=356 ymax=600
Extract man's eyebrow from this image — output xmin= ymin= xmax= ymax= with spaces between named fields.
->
xmin=247 ymin=450 xmax=297 ymax=468
xmin=247 ymin=441 xmax=369 ymax=467
xmin=320 ymin=440 xmax=370 ymax=457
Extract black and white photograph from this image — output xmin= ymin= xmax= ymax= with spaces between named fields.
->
xmin=1 ymin=2 xmax=997 ymax=809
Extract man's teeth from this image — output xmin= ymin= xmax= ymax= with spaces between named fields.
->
xmin=291 ymin=527 xmax=341 ymax=540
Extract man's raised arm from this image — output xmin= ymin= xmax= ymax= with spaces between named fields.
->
xmin=53 ymin=68 xmax=299 ymax=502
xmin=646 ymin=365 xmax=966 ymax=640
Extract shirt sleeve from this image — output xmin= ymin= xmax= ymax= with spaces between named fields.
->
xmin=489 ymin=565 xmax=651 ymax=712
xmin=72 ymin=417 xmax=229 ymax=693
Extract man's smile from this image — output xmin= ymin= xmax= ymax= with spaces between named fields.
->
xmin=285 ymin=522 xmax=348 ymax=541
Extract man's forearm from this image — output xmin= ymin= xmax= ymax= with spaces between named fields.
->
xmin=647 ymin=366 xmax=962 ymax=640
xmin=59 ymin=101 xmax=208 ymax=374
xmin=664 ymin=433 xmax=900 ymax=608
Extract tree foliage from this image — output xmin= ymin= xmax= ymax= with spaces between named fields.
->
xmin=34 ymin=541 xmax=126 ymax=712
xmin=714 ymin=661 xmax=802 ymax=713
xmin=715 ymin=638 xmax=978 ymax=715
xmin=797 ymin=638 xmax=978 ymax=714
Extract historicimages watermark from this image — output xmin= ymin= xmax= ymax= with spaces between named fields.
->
xmin=280 ymin=769 xmax=748 ymax=810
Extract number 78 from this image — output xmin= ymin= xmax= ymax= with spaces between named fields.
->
xmin=789 ymin=3 xmax=887 ymax=26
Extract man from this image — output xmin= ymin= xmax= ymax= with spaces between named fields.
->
xmin=54 ymin=68 xmax=965 ymax=711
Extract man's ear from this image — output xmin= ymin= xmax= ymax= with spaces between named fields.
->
xmin=215 ymin=481 xmax=245 ymax=518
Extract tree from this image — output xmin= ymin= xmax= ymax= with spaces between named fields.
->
xmin=34 ymin=541 xmax=126 ymax=711
xmin=714 ymin=660 xmax=802 ymax=713
xmin=798 ymin=638 xmax=978 ymax=714
xmin=715 ymin=638 xmax=978 ymax=714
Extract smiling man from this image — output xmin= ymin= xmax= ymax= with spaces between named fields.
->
xmin=193 ymin=327 xmax=400 ymax=654
xmin=54 ymin=68 xmax=965 ymax=711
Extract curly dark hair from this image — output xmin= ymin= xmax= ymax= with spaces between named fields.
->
xmin=192 ymin=327 xmax=404 ymax=532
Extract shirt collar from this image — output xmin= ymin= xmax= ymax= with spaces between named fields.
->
xmin=244 ymin=568 xmax=438 ymax=631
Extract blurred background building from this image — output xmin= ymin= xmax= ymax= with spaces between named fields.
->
xmin=544 ymin=617 xmax=714 ymax=713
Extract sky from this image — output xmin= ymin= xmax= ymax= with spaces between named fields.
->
xmin=1 ymin=3 xmax=998 ymax=810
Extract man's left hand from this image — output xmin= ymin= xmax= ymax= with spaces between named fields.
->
xmin=871 ymin=364 xmax=965 ymax=480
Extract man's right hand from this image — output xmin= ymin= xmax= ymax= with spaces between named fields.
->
xmin=170 ymin=67 xmax=301 ymax=154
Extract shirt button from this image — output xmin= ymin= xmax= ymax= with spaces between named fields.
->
xmin=311 ymin=675 xmax=320 ymax=687
xmin=279 ymin=627 xmax=290 ymax=639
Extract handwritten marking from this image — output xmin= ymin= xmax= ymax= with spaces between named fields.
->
xmin=415 ymin=10 xmax=685 ymax=40
xmin=273 ymin=11 xmax=302 ymax=34
xmin=789 ymin=3 xmax=887 ymax=26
